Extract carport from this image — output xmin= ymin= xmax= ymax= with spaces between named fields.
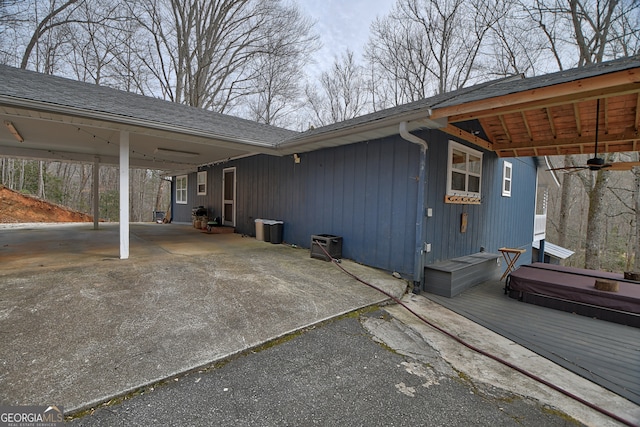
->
xmin=0 ymin=64 xmax=294 ymax=258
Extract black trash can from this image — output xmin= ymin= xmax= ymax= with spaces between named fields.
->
xmin=270 ymin=221 xmax=284 ymax=244
xmin=263 ymin=220 xmax=272 ymax=242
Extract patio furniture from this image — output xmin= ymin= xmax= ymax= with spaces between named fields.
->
xmin=499 ymin=247 xmax=526 ymax=281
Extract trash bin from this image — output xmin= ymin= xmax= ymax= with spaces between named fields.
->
xmin=310 ymin=234 xmax=343 ymax=261
xmin=153 ymin=211 xmax=165 ymax=223
xmin=270 ymin=221 xmax=284 ymax=244
xmin=255 ymin=219 xmax=264 ymax=240
xmin=263 ymin=220 xmax=275 ymax=242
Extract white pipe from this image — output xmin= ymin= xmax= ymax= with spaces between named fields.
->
xmin=399 ymin=121 xmax=428 ymax=290
xmin=400 ymin=121 xmax=428 ymax=150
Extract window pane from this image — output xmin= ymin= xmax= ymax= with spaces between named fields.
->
xmin=504 ymin=180 xmax=511 ymax=192
xmin=176 ymin=176 xmax=187 ymax=203
xmin=468 ymin=175 xmax=480 ymax=193
xmin=452 ymin=149 xmax=466 ymax=171
xmin=468 ymin=155 xmax=481 ymax=174
xmin=224 ymin=172 xmax=234 ymax=199
xmin=452 ymin=171 xmax=466 ymax=191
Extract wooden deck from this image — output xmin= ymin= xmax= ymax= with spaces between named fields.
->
xmin=424 ymin=280 xmax=640 ymax=406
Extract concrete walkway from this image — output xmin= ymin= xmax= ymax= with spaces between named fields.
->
xmin=0 ymin=223 xmax=406 ymax=413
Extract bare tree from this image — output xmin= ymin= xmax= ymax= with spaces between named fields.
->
xmin=19 ymin=0 xmax=84 ymax=70
xmin=365 ymin=0 xmax=510 ymax=108
xmin=131 ymin=0 xmax=310 ymax=113
xmin=305 ymin=50 xmax=370 ymax=127
xmin=65 ymin=1 xmax=128 ymax=85
xmin=634 ymin=163 xmax=640 ymax=271
xmin=240 ymin=2 xmax=319 ymax=127
xmin=482 ymin=2 xmax=548 ymax=78
xmin=365 ymin=11 xmax=433 ymax=107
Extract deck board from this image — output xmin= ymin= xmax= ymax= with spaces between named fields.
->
xmin=424 ymin=280 xmax=640 ymax=405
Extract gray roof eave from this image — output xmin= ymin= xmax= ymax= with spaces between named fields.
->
xmin=277 ymin=105 xmax=446 ymax=152
xmin=0 ymin=94 xmax=279 ymax=150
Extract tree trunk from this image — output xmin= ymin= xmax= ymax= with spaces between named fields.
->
xmin=584 ymin=170 xmax=610 ymax=270
xmin=634 ymin=167 xmax=640 ymax=271
xmin=37 ymin=161 xmax=45 ymax=198
xmin=557 ymin=156 xmax=574 ymax=248
xmin=155 ymin=177 xmax=164 ymax=211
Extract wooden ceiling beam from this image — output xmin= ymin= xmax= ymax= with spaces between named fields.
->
xmin=635 ymin=93 xmax=640 ymax=131
xmin=574 ymin=102 xmax=582 ymax=136
xmin=604 ymin=97 xmax=609 ymax=134
xmin=495 ymin=139 xmax=639 ymax=158
xmin=545 ymin=107 xmax=557 ymax=138
xmin=491 ymin=128 xmax=639 ymax=153
xmin=479 ymin=117 xmax=497 ymax=142
xmin=439 ymin=81 xmax=640 ymax=123
xmin=442 ymin=124 xmax=494 ymax=151
xmin=498 ymin=115 xmax=512 ymax=142
xmin=521 ymin=112 xmax=533 ymax=141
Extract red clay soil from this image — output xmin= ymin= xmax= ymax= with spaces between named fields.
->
xmin=0 ymin=185 xmax=93 ymax=223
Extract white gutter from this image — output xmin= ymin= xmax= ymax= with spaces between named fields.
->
xmin=399 ymin=121 xmax=428 ymax=290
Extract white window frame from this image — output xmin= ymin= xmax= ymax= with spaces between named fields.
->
xmin=502 ymin=161 xmax=512 ymax=197
xmin=446 ymin=140 xmax=483 ymax=198
xmin=176 ymin=175 xmax=188 ymax=205
xmin=197 ymin=171 xmax=207 ymax=195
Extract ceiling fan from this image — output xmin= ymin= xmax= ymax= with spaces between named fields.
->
xmin=548 ymin=99 xmax=640 ymax=172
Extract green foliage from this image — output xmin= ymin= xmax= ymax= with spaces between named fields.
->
xmin=100 ymin=190 xmax=119 ymax=222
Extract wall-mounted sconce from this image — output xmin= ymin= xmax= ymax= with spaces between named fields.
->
xmin=293 ymin=153 xmax=301 ymax=164
xmin=4 ymin=121 xmax=24 ymax=142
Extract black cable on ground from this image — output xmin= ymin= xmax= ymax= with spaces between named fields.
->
xmin=318 ymin=246 xmax=637 ymax=427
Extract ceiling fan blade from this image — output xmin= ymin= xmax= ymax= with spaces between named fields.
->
xmin=606 ymin=161 xmax=640 ymax=171
xmin=546 ymin=166 xmax=588 ymax=171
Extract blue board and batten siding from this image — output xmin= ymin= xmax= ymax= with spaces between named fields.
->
xmin=172 ymin=129 xmax=537 ymax=280
xmin=422 ymin=132 xmax=537 ymax=265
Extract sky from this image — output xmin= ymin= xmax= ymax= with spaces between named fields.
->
xmin=299 ymin=0 xmax=396 ymax=77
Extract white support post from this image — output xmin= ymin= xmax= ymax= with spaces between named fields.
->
xmin=93 ymin=156 xmax=100 ymax=230
xmin=119 ymin=131 xmax=130 ymax=259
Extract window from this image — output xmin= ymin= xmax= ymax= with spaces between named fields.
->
xmin=502 ymin=161 xmax=512 ymax=197
xmin=176 ymin=175 xmax=187 ymax=204
xmin=447 ymin=141 xmax=482 ymax=199
xmin=197 ymin=171 xmax=207 ymax=195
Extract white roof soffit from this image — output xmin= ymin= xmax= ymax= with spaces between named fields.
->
xmin=0 ymin=101 xmax=277 ymax=171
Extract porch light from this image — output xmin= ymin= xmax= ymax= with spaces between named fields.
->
xmin=4 ymin=121 xmax=24 ymax=142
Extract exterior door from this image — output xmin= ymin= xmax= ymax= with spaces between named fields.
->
xmin=222 ymin=167 xmax=236 ymax=227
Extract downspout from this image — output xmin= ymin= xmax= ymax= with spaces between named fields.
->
xmin=400 ymin=121 xmax=428 ymax=291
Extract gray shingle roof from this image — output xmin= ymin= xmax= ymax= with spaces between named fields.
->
xmin=280 ymin=55 xmax=640 ymax=144
xmin=0 ymin=64 xmax=297 ymax=145
xmin=2 ymin=55 xmax=639 ymax=150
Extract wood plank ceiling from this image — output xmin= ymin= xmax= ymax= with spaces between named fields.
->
xmin=432 ymin=69 xmax=640 ymax=158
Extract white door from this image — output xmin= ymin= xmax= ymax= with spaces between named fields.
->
xmin=222 ymin=167 xmax=236 ymax=227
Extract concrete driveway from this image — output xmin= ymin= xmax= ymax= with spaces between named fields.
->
xmin=0 ymin=223 xmax=406 ymax=413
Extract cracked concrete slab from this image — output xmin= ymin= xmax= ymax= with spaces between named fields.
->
xmin=0 ymin=223 xmax=406 ymax=413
